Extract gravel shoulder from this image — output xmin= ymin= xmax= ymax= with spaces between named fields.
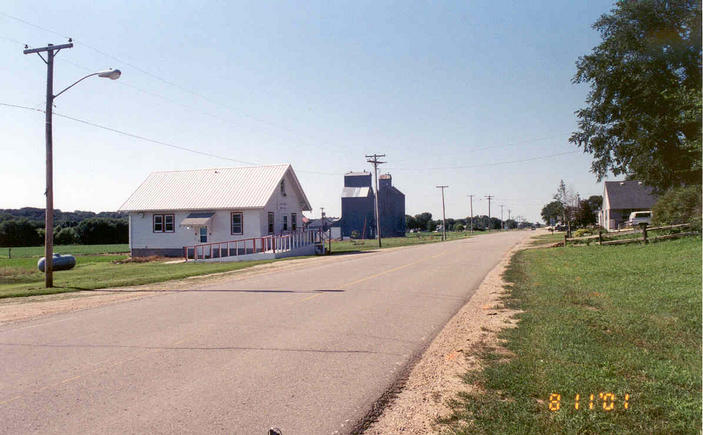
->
xmin=364 ymin=232 xmax=538 ymax=434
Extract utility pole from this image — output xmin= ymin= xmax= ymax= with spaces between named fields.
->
xmin=365 ymin=154 xmax=386 ymax=248
xmin=485 ymin=195 xmax=493 ymax=231
xmin=500 ymin=205 xmax=504 ymax=230
xmin=508 ymin=209 xmax=511 ymax=229
xmin=436 ymin=186 xmax=448 ymax=241
xmin=467 ymin=194 xmax=474 ymax=234
xmin=24 ymin=42 xmax=73 ymax=288
xmin=508 ymin=209 xmax=512 ymax=227
xmin=24 ymin=41 xmax=120 ymax=288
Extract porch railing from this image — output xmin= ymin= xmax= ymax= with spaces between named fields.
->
xmin=184 ymin=229 xmax=321 ymax=261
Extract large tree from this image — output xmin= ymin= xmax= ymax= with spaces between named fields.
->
xmin=541 ymin=201 xmax=564 ymax=225
xmin=570 ymin=0 xmax=701 ymax=191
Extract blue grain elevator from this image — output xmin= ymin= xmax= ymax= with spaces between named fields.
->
xmin=340 ymin=171 xmax=406 ymax=238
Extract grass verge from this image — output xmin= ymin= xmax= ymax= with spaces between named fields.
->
xmin=0 ymin=255 xmax=283 ymax=299
xmin=0 ymin=244 xmax=129 ymax=258
xmin=330 ymin=231 xmax=477 ymax=253
xmin=440 ymin=237 xmax=701 ymax=434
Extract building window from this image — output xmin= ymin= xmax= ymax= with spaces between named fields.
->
xmin=280 ymin=180 xmax=286 ymax=196
xmin=199 ymin=227 xmax=208 ymax=243
xmin=283 ymin=215 xmax=288 ymax=231
xmin=291 ymin=213 xmax=297 ymax=231
xmin=164 ymin=215 xmax=174 ymax=232
xmin=268 ymin=212 xmax=274 ymax=233
xmin=231 ymin=212 xmax=243 ymax=235
xmin=153 ymin=214 xmax=175 ymax=233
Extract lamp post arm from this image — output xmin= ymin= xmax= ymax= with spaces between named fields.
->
xmin=53 ymin=72 xmax=100 ymax=99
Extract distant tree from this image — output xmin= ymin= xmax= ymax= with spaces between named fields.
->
xmin=405 ymin=214 xmax=417 ymax=230
xmin=454 ymin=223 xmax=465 ymax=232
xmin=504 ymin=219 xmax=517 ymax=230
xmin=54 ymin=227 xmax=79 ymax=245
xmin=75 ymin=218 xmax=128 ymax=244
xmin=413 ymin=212 xmax=432 ymax=231
xmin=570 ymin=0 xmax=702 ymax=190
xmin=0 ymin=219 xmax=43 ymax=247
xmin=426 ymin=219 xmax=436 ymax=232
xmin=586 ymin=195 xmax=603 ymax=211
xmin=541 ymin=201 xmax=564 ymax=225
xmin=489 ymin=217 xmax=502 ymax=230
xmin=574 ymin=199 xmax=597 ymax=227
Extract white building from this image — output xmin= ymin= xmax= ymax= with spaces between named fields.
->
xmin=598 ymin=180 xmax=658 ymax=231
xmin=119 ymin=164 xmax=315 ymax=260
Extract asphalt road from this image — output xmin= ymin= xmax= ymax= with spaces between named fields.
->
xmin=0 ymin=231 xmax=528 ymax=434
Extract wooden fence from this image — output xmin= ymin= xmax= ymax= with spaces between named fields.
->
xmin=563 ymin=223 xmax=697 ymax=247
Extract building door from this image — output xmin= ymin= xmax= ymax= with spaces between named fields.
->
xmin=199 ymin=226 xmax=208 ymax=243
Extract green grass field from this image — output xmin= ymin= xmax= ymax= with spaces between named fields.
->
xmin=0 ymin=250 xmax=283 ymax=299
xmin=527 ymin=232 xmax=565 ymax=246
xmin=440 ymin=237 xmax=701 ymax=434
xmin=330 ymin=231 xmax=477 ymax=253
xmin=0 ymin=244 xmax=130 ymax=258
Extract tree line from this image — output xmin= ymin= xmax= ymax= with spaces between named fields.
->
xmin=0 ymin=208 xmax=128 ymax=247
xmin=405 ymin=212 xmax=534 ymax=232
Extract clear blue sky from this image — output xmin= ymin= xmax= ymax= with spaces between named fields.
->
xmin=0 ymin=0 xmax=617 ymax=222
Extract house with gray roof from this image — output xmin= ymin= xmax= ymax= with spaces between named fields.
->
xmin=598 ymin=180 xmax=658 ymax=231
xmin=119 ymin=164 xmax=315 ymax=259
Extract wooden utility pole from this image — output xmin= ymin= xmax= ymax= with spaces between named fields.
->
xmin=365 ymin=154 xmax=386 ymax=248
xmin=436 ymin=186 xmax=448 ymax=240
xmin=24 ymin=41 xmax=73 ymax=288
xmin=468 ymin=194 xmax=474 ymax=233
xmin=485 ymin=195 xmax=493 ymax=231
xmin=500 ymin=205 xmax=504 ymax=230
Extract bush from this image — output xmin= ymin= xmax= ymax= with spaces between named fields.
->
xmin=350 ymin=230 xmax=360 ymax=239
xmin=54 ymin=227 xmax=79 ymax=245
xmin=454 ymin=223 xmax=465 ymax=232
xmin=652 ymin=185 xmax=702 ymax=227
xmin=573 ymin=228 xmax=593 ymax=238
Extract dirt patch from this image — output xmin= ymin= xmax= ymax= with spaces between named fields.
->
xmin=112 ymin=255 xmax=169 ymax=264
xmin=364 ymin=236 xmax=533 ymax=434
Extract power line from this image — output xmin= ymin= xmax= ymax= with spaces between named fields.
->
xmin=0 ymin=12 xmax=338 ymax=153
xmin=0 ymin=102 xmax=339 ymax=175
xmin=389 ymin=150 xmax=579 ymax=172
xmin=3 ymin=13 xmax=579 ymax=174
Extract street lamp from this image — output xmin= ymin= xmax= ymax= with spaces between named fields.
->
xmin=23 ymin=41 xmax=121 ymax=287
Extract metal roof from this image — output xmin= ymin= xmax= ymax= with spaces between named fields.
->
xmin=341 ymin=186 xmax=371 ymax=198
xmin=604 ymin=181 xmax=657 ymax=210
xmin=119 ymin=164 xmax=312 ymax=212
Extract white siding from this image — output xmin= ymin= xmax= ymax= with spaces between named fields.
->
xmin=262 ymin=171 xmax=306 ymax=234
xmin=129 ymin=209 xmax=263 ymax=250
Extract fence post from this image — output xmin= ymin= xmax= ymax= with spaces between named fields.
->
xmin=563 ymin=233 xmax=567 ymax=247
xmin=8 ymin=248 xmax=11 ymax=259
xmin=598 ymin=230 xmax=603 ymax=246
xmin=642 ymin=223 xmax=648 ymax=244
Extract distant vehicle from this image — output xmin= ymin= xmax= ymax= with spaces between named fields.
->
xmin=628 ymin=211 xmax=652 ymax=227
